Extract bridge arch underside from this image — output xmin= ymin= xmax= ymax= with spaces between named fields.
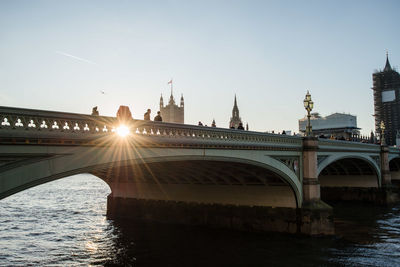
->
xmin=90 ymin=160 xmax=299 ymax=209
xmin=318 ymin=158 xmax=379 ymax=202
xmin=389 ymin=157 xmax=400 ymax=185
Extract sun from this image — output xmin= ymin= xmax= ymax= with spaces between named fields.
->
xmin=116 ymin=125 xmax=130 ymax=137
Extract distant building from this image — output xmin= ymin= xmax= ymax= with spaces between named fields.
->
xmin=159 ymin=92 xmax=184 ymax=124
xmin=229 ymin=95 xmax=243 ymax=129
xmin=372 ymin=54 xmax=400 ymax=146
xmin=298 ymin=112 xmax=360 ymax=139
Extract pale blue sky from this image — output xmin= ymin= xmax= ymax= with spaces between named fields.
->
xmin=0 ymin=0 xmax=399 ymax=134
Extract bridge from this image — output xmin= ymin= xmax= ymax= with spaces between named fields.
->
xmin=1 ymin=106 xmax=399 ymax=235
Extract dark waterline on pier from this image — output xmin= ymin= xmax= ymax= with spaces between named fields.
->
xmin=1 ymin=174 xmax=400 ymax=266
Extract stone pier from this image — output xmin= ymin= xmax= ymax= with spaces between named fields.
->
xmin=300 ymin=137 xmax=334 ymax=235
xmin=107 ymin=195 xmax=334 ymax=236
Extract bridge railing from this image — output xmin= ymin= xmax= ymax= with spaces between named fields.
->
xmin=0 ymin=106 xmax=303 ymax=148
xmin=2 ymin=106 xmax=399 ymax=152
xmin=388 ymin=146 xmax=400 ymax=154
xmin=318 ymin=138 xmax=381 ymax=153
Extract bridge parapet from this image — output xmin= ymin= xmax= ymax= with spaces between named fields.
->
xmin=318 ymin=138 xmax=381 ymax=153
xmin=388 ymin=146 xmax=400 ymax=157
xmin=0 ymin=106 xmax=115 ymax=133
xmin=0 ymin=106 xmax=302 ymax=149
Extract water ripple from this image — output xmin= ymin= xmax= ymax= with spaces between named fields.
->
xmin=1 ymin=174 xmax=400 ymax=266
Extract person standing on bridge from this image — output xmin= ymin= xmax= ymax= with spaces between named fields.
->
xmin=91 ymin=106 xmax=99 ymax=116
xmin=154 ymin=111 xmax=162 ymax=122
xmin=144 ymin=109 xmax=151 ymax=120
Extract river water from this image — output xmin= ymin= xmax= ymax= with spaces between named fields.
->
xmin=1 ymin=174 xmax=400 ymax=266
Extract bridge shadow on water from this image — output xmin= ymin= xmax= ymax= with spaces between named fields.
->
xmin=0 ymin=175 xmax=400 ymax=266
xmin=98 ymin=202 xmax=400 ymax=267
xmin=100 ymin=219 xmax=340 ymax=267
xmin=1 ymin=175 xmax=400 ymax=266
xmin=330 ymin=201 xmax=400 ymax=243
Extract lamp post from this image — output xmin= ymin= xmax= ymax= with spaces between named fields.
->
xmin=303 ymin=90 xmax=314 ymax=137
xmin=380 ymin=121 xmax=386 ymax=145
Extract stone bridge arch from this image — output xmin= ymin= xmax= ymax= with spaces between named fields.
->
xmin=0 ymin=147 xmax=302 ymax=208
xmin=317 ymin=154 xmax=381 ymax=202
xmin=318 ymin=154 xmax=380 ymax=177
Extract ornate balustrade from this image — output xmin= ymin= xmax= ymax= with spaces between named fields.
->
xmin=0 ymin=106 xmax=116 ymax=133
xmin=3 ymin=106 xmax=396 ymax=153
xmin=0 ymin=106 xmax=303 ymax=149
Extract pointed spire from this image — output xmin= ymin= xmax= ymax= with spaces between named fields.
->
xmin=180 ymin=94 xmax=184 ymax=107
xmin=230 ymin=94 xmax=242 ymax=128
xmin=232 ymin=95 xmax=239 ymax=117
xmin=160 ymin=93 xmax=164 ymax=107
xmin=169 ymin=79 xmax=173 ymax=97
xmin=384 ymin=51 xmax=392 ymax=72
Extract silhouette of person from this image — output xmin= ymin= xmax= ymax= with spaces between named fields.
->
xmin=91 ymin=106 xmax=99 ymax=116
xmin=117 ymin=105 xmax=132 ymax=121
xmin=237 ymin=122 xmax=244 ymax=130
xmin=198 ymin=121 xmax=203 ymax=126
xmin=144 ymin=109 xmax=151 ymax=120
xmin=154 ymin=111 xmax=162 ymax=122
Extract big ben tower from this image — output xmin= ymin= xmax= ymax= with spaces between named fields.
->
xmin=372 ymin=53 xmax=400 ymax=145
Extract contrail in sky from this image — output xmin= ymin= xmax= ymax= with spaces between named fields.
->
xmin=55 ymin=51 xmax=97 ymax=65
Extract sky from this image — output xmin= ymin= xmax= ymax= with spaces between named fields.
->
xmin=0 ymin=0 xmax=399 ymax=134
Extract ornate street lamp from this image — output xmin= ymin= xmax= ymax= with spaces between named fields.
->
xmin=380 ymin=121 xmax=386 ymax=145
xmin=303 ymin=90 xmax=314 ymax=136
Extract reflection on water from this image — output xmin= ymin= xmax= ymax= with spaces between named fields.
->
xmin=0 ymin=174 xmax=400 ymax=266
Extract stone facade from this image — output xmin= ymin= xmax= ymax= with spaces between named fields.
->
xmin=159 ymin=93 xmax=184 ymax=124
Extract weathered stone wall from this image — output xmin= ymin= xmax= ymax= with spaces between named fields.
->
xmin=321 ymin=187 xmax=399 ymax=204
xmin=319 ymin=175 xmax=378 ymax=188
xmin=107 ymin=196 xmax=334 ymax=236
xmin=109 ymin=182 xmax=297 ymax=208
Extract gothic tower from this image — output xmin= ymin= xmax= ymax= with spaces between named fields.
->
xmin=229 ymin=95 xmax=242 ymax=129
xmin=372 ymin=53 xmax=400 ymax=145
xmin=159 ymin=87 xmax=184 ymax=124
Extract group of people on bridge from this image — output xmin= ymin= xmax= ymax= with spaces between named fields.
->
xmin=143 ymin=109 xmax=162 ymax=122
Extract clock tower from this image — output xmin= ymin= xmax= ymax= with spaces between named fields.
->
xmin=372 ymin=53 xmax=400 ymax=145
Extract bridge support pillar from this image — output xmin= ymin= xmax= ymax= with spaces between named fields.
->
xmin=379 ymin=145 xmax=399 ymax=204
xmin=302 ymin=137 xmax=320 ymax=202
xmin=381 ymin=145 xmax=392 ymax=186
xmin=301 ymin=137 xmax=334 ymax=235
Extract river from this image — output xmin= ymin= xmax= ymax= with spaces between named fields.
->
xmin=1 ymin=174 xmax=399 ymax=266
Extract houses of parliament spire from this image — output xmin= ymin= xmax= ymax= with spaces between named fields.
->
xmin=229 ymin=95 xmax=243 ymax=129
